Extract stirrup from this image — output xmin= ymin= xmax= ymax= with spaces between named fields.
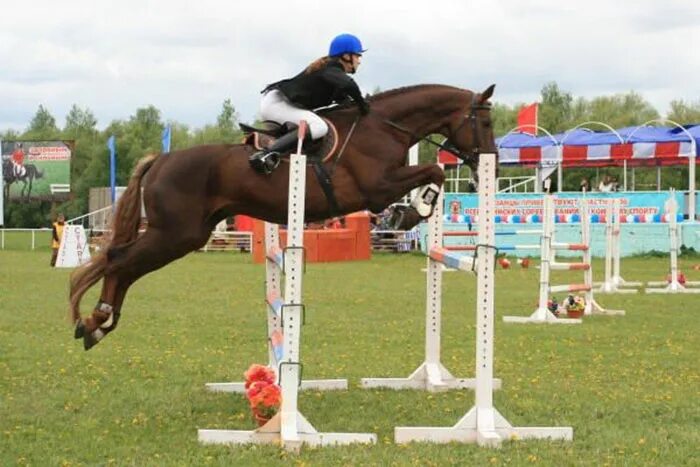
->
xmin=249 ymin=151 xmax=280 ymax=175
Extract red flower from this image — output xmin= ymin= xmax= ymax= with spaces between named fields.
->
xmin=243 ymin=364 xmax=276 ymax=389
xmin=243 ymin=363 xmax=282 ymax=421
xmin=248 ymin=383 xmax=281 ymax=418
xmin=245 ymin=380 xmax=268 ymax=403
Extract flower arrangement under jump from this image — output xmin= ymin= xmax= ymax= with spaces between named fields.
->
xmin=562 ymin=294 xmax=586 ymax=318
xmin=243 ymin=364 xmax=282 ymax=426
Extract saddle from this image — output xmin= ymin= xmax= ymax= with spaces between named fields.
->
xmin=240 ymin=119 xmax=339 ymax=163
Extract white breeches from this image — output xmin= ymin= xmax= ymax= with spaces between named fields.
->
xmin=259 ymin=90 xmax=328 ymax=139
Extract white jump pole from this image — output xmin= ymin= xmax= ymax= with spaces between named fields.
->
xmin=576 ymin=198 xmax=624 ymax=316
xmin=503 ymin=195 xmax=581 ymax=324
xmin=597 ymin=198 xmax=641 ymax=293
xmin=361 ymin=164 xmax=500 ymax=392
xmin=199 ymin=122 xmax=376 ymax=451
xmin=645 ymin=191 xmax=700 ymax=294
xmin=204 ymin=222 xmax=346 ymax=393
xmin=395 ymin=153 xmax=573 ymax=447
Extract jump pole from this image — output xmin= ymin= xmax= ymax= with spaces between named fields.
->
xmin=394 ymin=153 xmax=573 ymax=446
xmin=199 ymin=121 xmax=376 ymax=450
xmin=503 ymin=195 xmax=624 ymax=323
xmin=645 ymin=191 xmax=700 ymax=294
xmin=204 ymin=222 xmax=346 ymax=393
xmin=596 ymin=198 xmax=641 ymax=293
xmin=362 ymin=163 xmax=500 ymax=392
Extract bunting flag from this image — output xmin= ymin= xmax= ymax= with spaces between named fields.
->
xmin=161 ymin=126 xmax=171 ymax=153
xmin=107 ymin=135 xmax=116 ymax=207
xmin=517 ymin=103 xmax=538 ymax=136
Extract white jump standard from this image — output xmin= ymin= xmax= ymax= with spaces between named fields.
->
xmin=362 ymin=170 xmax=500 ymax=392
xmin=198 ymin=122 xmax=376 ymax=450
xmin=394 ymin=153 xmax=573 ymax=447
xmin=596 ymin=198 xmax=641 ymax=293
xmin=645 ymin=193 xmax=700 ymax=294
xmin=203 ymin=220 xmax=346 ymax=393
xmin=503 ymin=195 xmax=624 ymax=324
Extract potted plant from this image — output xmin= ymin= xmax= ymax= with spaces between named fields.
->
xmin=563 ymin=294 xmax=586 ymax=319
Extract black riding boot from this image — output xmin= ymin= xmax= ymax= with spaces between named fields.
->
xmin=249 ymin=129 xmax=305 ymax=175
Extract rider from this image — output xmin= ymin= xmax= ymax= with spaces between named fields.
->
xmin=12 ymin=142 xmax=26 ymax=178
xmin=249 ymin=33 xmax=370 ymax=175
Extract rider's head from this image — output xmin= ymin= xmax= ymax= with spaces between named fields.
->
xmin=329 ymin=34 xmax=365 ymax=74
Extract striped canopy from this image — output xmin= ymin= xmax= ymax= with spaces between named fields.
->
xmin=438 ymin=125 xmax=700 ymax=167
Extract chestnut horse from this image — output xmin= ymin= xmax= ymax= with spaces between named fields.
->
xmin=70 ymin=84 xmax=497 ymax=350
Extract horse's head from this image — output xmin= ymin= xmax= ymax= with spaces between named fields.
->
xmin=444 ymin=84 xmax=497 ymax=167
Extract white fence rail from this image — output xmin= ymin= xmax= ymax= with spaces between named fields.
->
xmin=3 ymin=227 xmax=420 ymax=254
xmin=371 ymin=230 xmax=420 ymax=252
xmin=1 ymin=228 xmax=53 ymax=250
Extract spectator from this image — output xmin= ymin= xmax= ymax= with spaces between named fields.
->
xmin=50 ymin=213 xmax=65 ymax=267
xmin=324 ymin=217 xmax=344 ymax=229
xmin=611 ymin=176 xmax=620 ymax=192
xmin=598 ymin=175 xmax=613 ymax=192
xmin=580 ymin=177 xmax=590 ymax=192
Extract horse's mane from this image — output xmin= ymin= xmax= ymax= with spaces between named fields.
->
xmin=368 ymin=84 xmax=462 ymax=102
xmin=318 ymin=84 xmax=466 ymax=117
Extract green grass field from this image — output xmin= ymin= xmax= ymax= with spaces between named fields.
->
xmin=1 ymin=248 xmax=699 ymax=466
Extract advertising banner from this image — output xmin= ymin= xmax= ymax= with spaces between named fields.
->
xmin=1 ymin=140 xmax=72 ymax=201
xmin=444 ymin=191 xmax=685 ymax=224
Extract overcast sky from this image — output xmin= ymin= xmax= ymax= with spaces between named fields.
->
xmin=1 ymin=0 xmax=698 ymax=131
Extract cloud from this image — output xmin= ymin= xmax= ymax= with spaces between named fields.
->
xmin=1 ymin=0 xmax=699 ymax=131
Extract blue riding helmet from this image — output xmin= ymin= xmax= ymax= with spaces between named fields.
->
xmin=329 ymin=34 xmax=366 ymax=57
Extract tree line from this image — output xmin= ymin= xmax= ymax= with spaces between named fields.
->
xmin=3 ymin=82 xmax=700 ymax=227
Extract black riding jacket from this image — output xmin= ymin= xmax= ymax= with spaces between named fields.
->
xmin=263 ymin=59 xmax=368 ymax=113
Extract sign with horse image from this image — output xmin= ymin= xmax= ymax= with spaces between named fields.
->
xmin=1 ymin=140 xmax=72 ymax=201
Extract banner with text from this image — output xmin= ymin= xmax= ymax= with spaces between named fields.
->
xmin=444 ymin=191 xmax=685 ymax=223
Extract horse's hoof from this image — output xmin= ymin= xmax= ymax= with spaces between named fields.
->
xmin=83 ymin=333 xmax=98 ymax=351
xmin=74 ymin=321 xmax=85 ymax=339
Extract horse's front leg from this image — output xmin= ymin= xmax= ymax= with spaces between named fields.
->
xmin=370 ymin=164 xmax=445 ymax=229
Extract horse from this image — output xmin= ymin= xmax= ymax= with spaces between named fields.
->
xmin=2 ymin=160 xmax=44 ymax=200
xmin=70 ymin=83 xmax=498 ymax=350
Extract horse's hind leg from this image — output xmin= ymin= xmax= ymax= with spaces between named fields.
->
xmin=76 ymin=226 xmax=210 ymax=350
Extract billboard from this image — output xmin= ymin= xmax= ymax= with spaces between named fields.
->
xmin=1 ymin=140 xmax=72 ymax=201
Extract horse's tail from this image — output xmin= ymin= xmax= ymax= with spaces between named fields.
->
xmin=68 ymin=154 xmax=159 ymax=324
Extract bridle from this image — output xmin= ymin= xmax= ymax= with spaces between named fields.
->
xmin=382 ymin=93 xmax=492 ymax=163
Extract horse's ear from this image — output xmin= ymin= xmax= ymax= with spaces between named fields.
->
xmin=479 ymin=84 xmax=496 ymax=104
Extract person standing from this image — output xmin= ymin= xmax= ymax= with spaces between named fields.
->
xmin=50 ymin=213 xmax=65 ymax=267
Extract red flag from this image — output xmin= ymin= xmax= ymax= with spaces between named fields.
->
xmin=517 ymin=103 xmax=538 ymax=136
